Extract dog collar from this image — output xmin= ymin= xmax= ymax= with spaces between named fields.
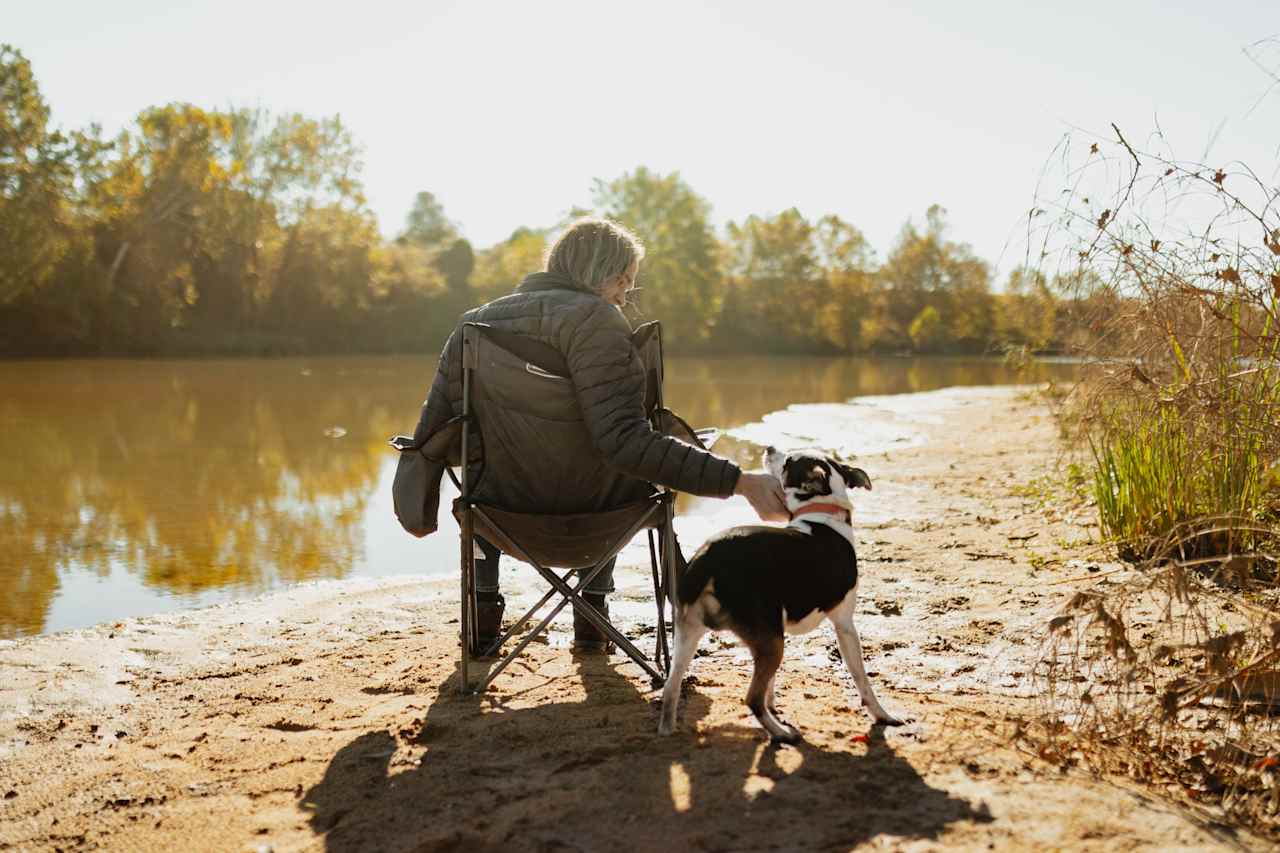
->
xmin=790 ymin=502 xmax=852 ymax=524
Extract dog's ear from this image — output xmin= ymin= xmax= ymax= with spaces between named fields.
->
xmin=836 ymin=463 xmax=872 ymax=490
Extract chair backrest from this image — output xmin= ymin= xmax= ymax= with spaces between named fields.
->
xmin=458 ymin=321 xmax=665 ymax=515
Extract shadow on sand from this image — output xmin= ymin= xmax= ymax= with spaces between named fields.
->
xmin=301 ymin=656 xmax=991 ymax=850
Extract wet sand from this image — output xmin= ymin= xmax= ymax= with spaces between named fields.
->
xmin=0 ymin=386 xmax=1258 ymax=851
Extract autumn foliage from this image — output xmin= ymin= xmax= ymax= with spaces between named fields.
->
xmin=2 ymin=46 xmax=1083 ymax=358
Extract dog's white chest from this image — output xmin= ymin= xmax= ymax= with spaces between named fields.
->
xmin=783 ymin=607 xmax=827 ymax=635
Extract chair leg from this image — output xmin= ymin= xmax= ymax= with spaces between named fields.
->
xmin=481 ymin=569 xmax=574 ymax=657
xmin=663 ymin=503 xmax=680 ymax=609
xmin=473 ymin=564 xmax=630 ymax=693
xmin=459 ymin=507 xmax=477 ymax=694
xmin=463 ymin=505 xmax=669 ymax=692
xmin=649 ymin=530 xmax=670 ymax=677
xmin=527 ymin=560 xmax=664 ymax=685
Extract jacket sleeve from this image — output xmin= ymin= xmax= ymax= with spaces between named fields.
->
xmin=413 ymin=326 xmax=460 ymax=446
xmin=560 ymin=300 xmax=741 ymax=498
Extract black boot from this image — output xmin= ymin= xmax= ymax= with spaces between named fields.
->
xmin=572 ymin=592 xmax=613 ymax=654
xmin=473 ymin=591 xmax=505 ymax=657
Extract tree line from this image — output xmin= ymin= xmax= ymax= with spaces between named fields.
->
xmin=1 ymin=45 xmax=1096 ymax=358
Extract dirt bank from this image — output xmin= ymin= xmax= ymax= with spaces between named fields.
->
xmin=0 ymin=386 xmax=1259 ymax=851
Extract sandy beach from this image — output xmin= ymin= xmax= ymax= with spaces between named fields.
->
xmin=0 ymin=386 xmax=1259 ymax=852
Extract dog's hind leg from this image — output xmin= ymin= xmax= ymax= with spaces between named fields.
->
xmin=744 ymin=635 xmax=800 ymax=744
xmin=765 ymin=672 xmax=795 ymax=730
xmin=829 ymin=603 xmax=904 ymax=726
xmin=658 ymin=606 xmax=707 ymax=735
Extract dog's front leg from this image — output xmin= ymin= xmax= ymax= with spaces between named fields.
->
xmin=830 ymin=611 xmax=905 ymax=726
xmin=658 ymin=608 xmax=707 ymax=735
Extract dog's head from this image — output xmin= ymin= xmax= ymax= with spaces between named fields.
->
xmin=763 ymin=446 xmax=871 ymax=514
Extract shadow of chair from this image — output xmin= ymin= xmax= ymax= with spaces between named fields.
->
xmin=301 ymin=661 xmax=993 ymax=851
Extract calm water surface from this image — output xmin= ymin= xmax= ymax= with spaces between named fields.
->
xmin=0 ymin=355 xmax=1076 ymax=638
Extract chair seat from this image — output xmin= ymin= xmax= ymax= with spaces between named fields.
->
xmin=454 ymin=498 xmax=663 ymax=570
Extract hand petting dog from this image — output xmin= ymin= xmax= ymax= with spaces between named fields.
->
xmin=659 ymin=447 xmax=905 ymax=743
xmin=733 ymin=470 xmax=789 ymax=521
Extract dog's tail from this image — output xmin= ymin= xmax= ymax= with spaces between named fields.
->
xmin=673 ymin=537 xmax=715 ymax=610
xmin=662 ymin=529 xmax=698 ymax=612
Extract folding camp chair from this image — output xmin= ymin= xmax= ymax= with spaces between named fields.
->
xmin=447 ymin=320 xmax=703 ymax=695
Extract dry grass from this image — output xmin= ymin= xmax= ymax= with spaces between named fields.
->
xmin=1031 ymin=533 xmax=1280 ymax=839
xmin=1020 ymin=52 xmax=1280 ymax=836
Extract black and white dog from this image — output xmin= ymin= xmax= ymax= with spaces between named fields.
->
xmin=658 ymin=447 xmax=904 ymax=742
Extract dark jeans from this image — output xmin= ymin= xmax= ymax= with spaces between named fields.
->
xmin=473 ymin=535 xmax=615 ymax=596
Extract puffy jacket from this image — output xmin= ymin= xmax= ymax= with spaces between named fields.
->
xmin=413 ymin=272 xmax=741 ymax=507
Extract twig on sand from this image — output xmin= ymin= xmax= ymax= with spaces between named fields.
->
xmin=1043 ymin=566 xmax=1128 ymax=586
xmin=964 ymin=551 xmax=1017 ymax=563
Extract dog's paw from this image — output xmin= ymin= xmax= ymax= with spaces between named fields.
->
xmin=873 ymin=711 xmax=907 ymax=727
xmin=769 ymin=726 xmax=803 ymax=746
xmin=657 ymin=720 xmax=676 ymax=736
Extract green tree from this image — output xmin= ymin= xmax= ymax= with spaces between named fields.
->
xmin=593 ymin=167 xmax=722 ymax=349
xmin=471 ymin=226 xmax=547 ymax=303
xmin=0 ymin=45 xmax=79 ymax=304
xmin=815 ymin=214 xmax=877 ymax=351
xmin=909 ymin=305 xmax=945 ymax=352
xmin=879 ymin=205 xmax=992 ymax=352
xmin=90 ymin=104 xmax=238 ymax=346
xmin=368 ymin=240 xmax=448 ymax=351
xmin=401 ymin=191 xmax=456 ymax=250
xmin=262 ymin=204 xmax=381 ymax=349
xmin=996 ymin=267 xmax=1058 ymax=350
xmin=435 ymin=238 xmax=474 ymax=293
xmin=721 ymin=208 xmax=834 ymax=352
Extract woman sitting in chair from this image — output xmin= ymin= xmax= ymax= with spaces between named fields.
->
xmin=414 ymin=217 xmax=787 ymax=653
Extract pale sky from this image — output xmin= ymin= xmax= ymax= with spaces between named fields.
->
xmin=10 ymin=0 xmax=1279 ymax=277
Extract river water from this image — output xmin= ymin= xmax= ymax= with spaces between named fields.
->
xmin=0 ymin=355 xmax=1076 ymax=638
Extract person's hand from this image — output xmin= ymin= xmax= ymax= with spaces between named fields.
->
xmin=734 ymin=471 xmax=789 ymax=522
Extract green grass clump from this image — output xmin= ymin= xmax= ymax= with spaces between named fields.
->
xmin=1090 ymin=362 xmax=1280 ymax=564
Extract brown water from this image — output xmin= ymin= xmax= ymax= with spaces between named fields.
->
xmin=0 ymin=355 xmax=1076 ymax=638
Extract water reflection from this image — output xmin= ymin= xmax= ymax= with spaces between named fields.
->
xmin=0 ymin=355 xmax=1075 ymax=638
xmin=0 ymin=357 xmax=432 ymax=638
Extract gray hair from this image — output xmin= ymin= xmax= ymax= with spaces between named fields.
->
xmin=545 ymin=217 xmax=645 ymax=293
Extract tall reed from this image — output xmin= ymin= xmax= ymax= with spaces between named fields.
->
xmin=1090 ymin=350 xmax=1280 ymax=564
xmin=1024 ymin=104 xmax=1280 ymax=838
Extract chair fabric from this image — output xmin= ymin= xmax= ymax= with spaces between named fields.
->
xmin=456 ymin=499 xmax=662 ymax=571
xmin=453 ymin=320 xmax=695 ymax=693
xmin=460 ymin=322 xmax=655 ymax=515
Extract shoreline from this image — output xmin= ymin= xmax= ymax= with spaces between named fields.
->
xmin=0 ymin=384 xmax=1256 ymax=851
